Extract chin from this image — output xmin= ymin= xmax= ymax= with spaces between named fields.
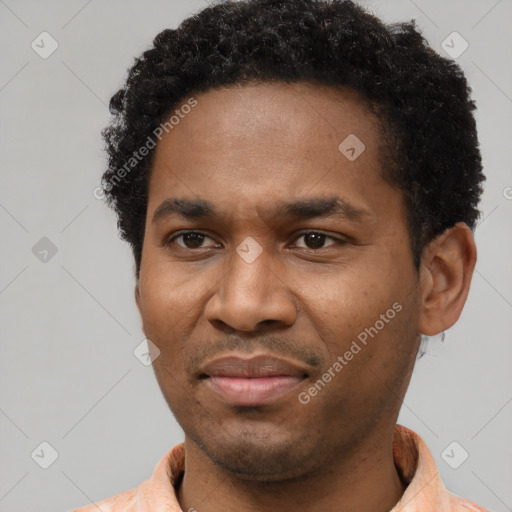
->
xmin=190 ymin=424 xmax=321 ymax=482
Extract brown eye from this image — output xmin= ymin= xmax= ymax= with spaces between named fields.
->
xmin=180 ymin=232 xmax=206 ymax=248
xmin=293 ymin=231 xmax=340 ymax=250
xmin=166 ymin=231 xmax=218 ymax=249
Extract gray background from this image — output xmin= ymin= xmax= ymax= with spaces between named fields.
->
xmin=1 ymin=0 xmax=511 ymax=511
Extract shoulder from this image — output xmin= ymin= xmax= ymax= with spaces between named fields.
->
xmin=449 ymin=492 xmax=494 ymax=512
xmin=70 ymin=485 xmax=138 ymax=511
xmin=69 ymin=443 xmax=185 ymax=511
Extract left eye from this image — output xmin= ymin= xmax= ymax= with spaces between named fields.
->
xmin=292 ymin=232 xmax=340 ymax=250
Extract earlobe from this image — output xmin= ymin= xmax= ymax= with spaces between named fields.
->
xmin=418 ymin=222 xmax=477 ymax=336
xmin=135 ymin=283 xmax=142 ymax=313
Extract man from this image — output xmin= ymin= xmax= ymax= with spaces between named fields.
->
xmin=73 ymin=0 xmax=490 ymax=510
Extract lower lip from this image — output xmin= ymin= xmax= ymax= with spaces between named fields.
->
xmin=205 ymin=376 xmax=305 ymax=406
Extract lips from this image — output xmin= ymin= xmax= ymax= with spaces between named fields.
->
xmin=200 ymin=354 xmax=309 ymax=406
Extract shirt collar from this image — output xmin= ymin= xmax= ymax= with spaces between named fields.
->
xmin=133 ymin=424 xmax=473 ymax=512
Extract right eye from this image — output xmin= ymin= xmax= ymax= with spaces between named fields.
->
xmin=165 ymin=231 xmax=220 ymax=250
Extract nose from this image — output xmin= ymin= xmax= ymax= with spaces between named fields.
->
xmin=204 ymin=246 xmax=298 ymax=332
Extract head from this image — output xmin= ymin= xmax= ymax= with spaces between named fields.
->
xmin=101 ymin=0 xmax=484 ymax=481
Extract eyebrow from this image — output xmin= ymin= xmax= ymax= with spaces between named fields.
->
xmin=151 ymin=196 xmax=370 ymax=224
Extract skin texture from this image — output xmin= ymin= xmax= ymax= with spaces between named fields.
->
xmin=135 ymin=82 xmax=477 ymax=512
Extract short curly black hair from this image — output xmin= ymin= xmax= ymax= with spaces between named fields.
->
xmin=101 ymin=0 xmax=485 ymax=277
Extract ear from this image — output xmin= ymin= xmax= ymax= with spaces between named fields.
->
xmin=135 ymin=282 xmax=142 ymax=314
xmin=418 ymin=222 xmax=477 ymax=336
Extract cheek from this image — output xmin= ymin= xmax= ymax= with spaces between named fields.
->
xmin=137 ymin=275 xmax=189 ymax=370
xmin=138 ymin=261 xmax=211 ymax=327
xmin=306 ymin=302 xmax=418 ymax=429
xmin=298 ymin=260 xmax=416 ymax=378
xmin=137 ymin=271 xmax=197 ymax=406
xmin=297 ymin=265 xmax=400 ymax=335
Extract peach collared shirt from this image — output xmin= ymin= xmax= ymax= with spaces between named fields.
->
xmin=71 ymin=425 xmax=491 ymax=512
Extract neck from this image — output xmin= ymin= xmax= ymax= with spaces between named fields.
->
xmin=176 ymin=426 xmax=406 ymax=512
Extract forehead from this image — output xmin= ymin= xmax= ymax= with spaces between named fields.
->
xmin=161 ymin=81 xmax=380 ymax=151
xmin=147 ymin=81 xmax=389 ymax=219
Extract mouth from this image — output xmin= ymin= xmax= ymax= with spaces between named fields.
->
xmin=200 ymin=354 xmax=309 ymax=406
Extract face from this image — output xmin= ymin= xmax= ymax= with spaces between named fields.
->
xmin=136 ymin=82 xmax=422 ymax=481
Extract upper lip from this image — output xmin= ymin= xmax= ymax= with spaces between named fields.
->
xmin=201 ymin=354 xmax=309 ymax=378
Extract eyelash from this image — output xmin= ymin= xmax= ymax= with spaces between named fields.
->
xmin=164 ymin=230 xmax=347 ymax=251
